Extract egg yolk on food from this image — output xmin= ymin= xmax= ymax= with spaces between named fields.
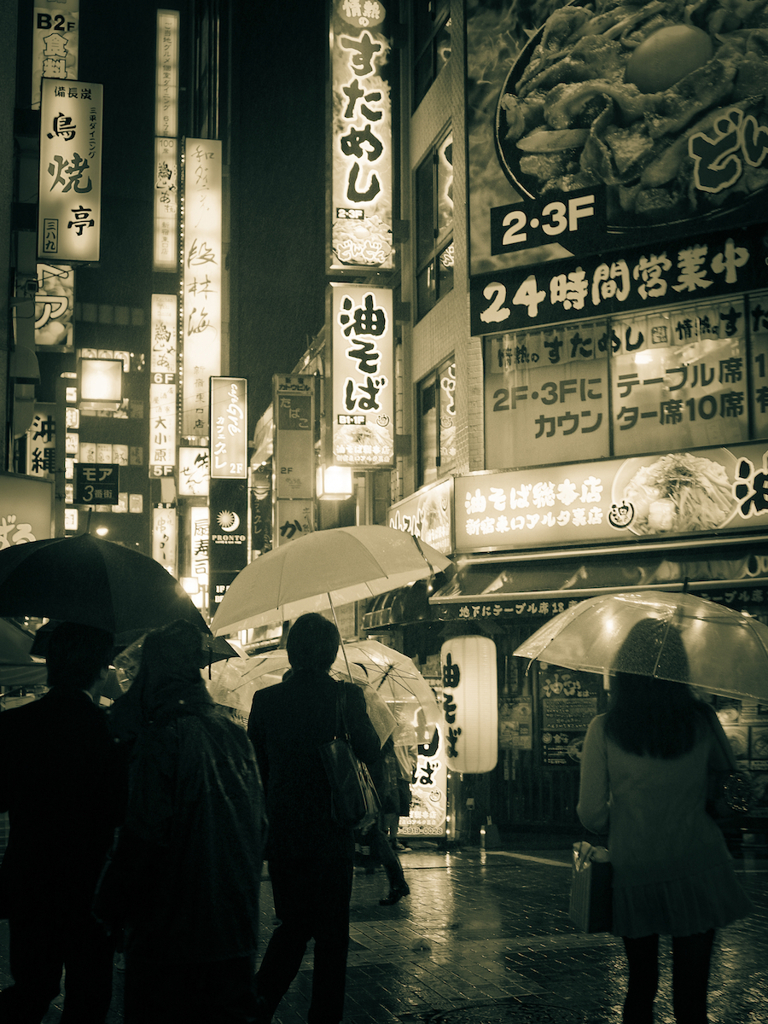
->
xmin=624 ymin=24 xmax=714 ymax=94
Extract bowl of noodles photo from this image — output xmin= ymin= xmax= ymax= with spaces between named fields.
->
xmin=495 ymin=0 xmax=768 ymax=233
xmin=611 ymin=449 xmax=738 ymax=536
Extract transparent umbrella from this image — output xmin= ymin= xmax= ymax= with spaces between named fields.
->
xmin=514 ymin=590 xmax=768 ymax=700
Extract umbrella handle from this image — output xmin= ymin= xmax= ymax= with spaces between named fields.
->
xmin=327 ymin=594 xmax=355 ymax=689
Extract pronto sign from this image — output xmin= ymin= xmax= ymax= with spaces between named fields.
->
xmin=329 ymin=283 xmax=394 ymax=468
xmin=38 ymin=79 xmax=103 ymax=263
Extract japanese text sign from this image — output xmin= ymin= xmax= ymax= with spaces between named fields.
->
xmin=455 ymin=441 xmax=768 ymax=554
xmin=274 ymin=375 xmax=314 ymax=501
xmin=484 ymin=288 xmax=766 ymax=470
xmin=178 ymin=447 xmax=209 ymax=496
xmin=472 ymin=224 xmax=767 ymax=337
xmin=154 ymin=137 xmax=178 ymax=272
xmin=32 ymin=0 xmax=79 ymax=110
xmin=149 ymin=294 xmax=178 ymax=478
xmin=466 ymin=1 xmax=768 ymax=277
xmin=329 ymin=0 xmax=393 ymax=270
xmin=330 ymin=283 xmax=394 ymax=467
xmin=155 ymin=9 xmax=179 ymax=138
xmin=440 ymin=636 xmax=498 ymax=774
xmin=190 ymin=505 xmax=209 ymax=582
xmin=152 ymin=504 xmax=178 ymax=576
xmin=38 ymin=79 xmax=103 ymax=263
xmin=182 ymin=139 xmax=222 ymax=439
xmin=388 ymin=479 xmax=453 ymax=555
xmin=0 ymin=472 xmax=53 ymax=546
xmin=210 ymin=377 xmax=247 ymax=479
xmin=74 ymin=463 xmax=119 ymax=505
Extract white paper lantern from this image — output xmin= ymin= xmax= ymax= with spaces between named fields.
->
xmin=440 ymin=635 xmax=498 ymax=774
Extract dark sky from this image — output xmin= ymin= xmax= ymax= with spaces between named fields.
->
xmin=230 ymin=2 xmax=328 ymax=428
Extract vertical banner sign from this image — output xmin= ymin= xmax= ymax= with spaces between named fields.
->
xmin=440 ymin=636 xmax=498 ymax=775
xmin=178 ymin=447 xmax=210 ymax=496
xmin=209 ymin=478 xmax=247 ymax=618
xmin=149 ymin=295 xmax=178 ymax=478
xmin=39 ymin=80 xmax=103 ymax=263
xmin=152 ymin=504 xmax=178 ymax=576
xmin=330 ymin=283 xmax=394 ymax=467
xmin=154 ymin=138 xmax=178 ymax=272
xmin=153 ymin=10 xmax=179 ymax=273
xmin=189 ymin=505 xmax=209 ymax=585
xmin=155 ymin=10 xmax=179 ymax=138
xmin=182 ymin=139 xmax=222 ymax=439
xmin=35 ymin=264 xmax=75 ymax=348
xmin=329 ymin=0 xmax=393 ymax=270
xmin=32 ymin=0 xmax=79 ymax=109
xmin=273 ymin=375 xmax=314 ymax=500
xmin=210 ymin=377 xmax=247 ymax=479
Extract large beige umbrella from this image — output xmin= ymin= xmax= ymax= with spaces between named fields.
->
xmin=514 ymin=590 xmax=768 ymax=700
xmin=211 ymin=526 xmax=451 ymax=636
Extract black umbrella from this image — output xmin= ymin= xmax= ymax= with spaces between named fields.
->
xmin=0 ymin=534 xmax=210 ymax=639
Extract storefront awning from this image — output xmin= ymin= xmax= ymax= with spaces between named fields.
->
xmin=429 ymin=535 xmax=768 ymax=619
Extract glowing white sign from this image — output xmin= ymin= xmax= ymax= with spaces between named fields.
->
xmin=181 ymin=139 xmax=222 ymax=439
xmin=149 ymin=295 xmax=178 ymax=477
xmin=38 ymin=79 xmax=103 ymax=263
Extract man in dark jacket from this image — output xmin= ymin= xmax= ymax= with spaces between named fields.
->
xmin=94 ymin=619 xmax=265 ymax=1024
xmin=0 ymin=621 xmax=127 ymax=1024
xmin=248 ymin=613 xmax=380 ymax=1024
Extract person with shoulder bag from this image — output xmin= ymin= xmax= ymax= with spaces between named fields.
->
xmin=248 ymin=613 xmax=380 ymax=1024
xmin=577 ymin=619 xmax=752 ymax=1024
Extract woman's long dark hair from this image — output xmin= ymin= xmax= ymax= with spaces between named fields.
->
xmin=604 ymin=619 xmax=706 ymax=758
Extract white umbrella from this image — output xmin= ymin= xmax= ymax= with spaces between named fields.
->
xmin=211 ymin=525 xmax=451 ymax=636
xmin=514 ymin=590 xmax=768 ymax=701
xmin=240 ymin=648 xmax=398 ymax=743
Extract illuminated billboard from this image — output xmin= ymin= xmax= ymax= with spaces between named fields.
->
xmin=329 ymin=0 xmax=393 ymax=270
xmin=149 ymin=295 xmax=178 ymax=478
xmin=32 ymin=0 xmax=79 ymax=109
xmin=181 ymin=139 xmax=222 ymax=439
xmin=329 ymin=283 xmax=394 ymax=468
xmin=466 ymin=1 xmax=768 ymax=278
xmin=155 ymin=9 xmax=179 ymax=138
xmin=210 ymin=377 xmax=247 ymax=479
xmin=38 ymin=80 xmax=103 ymax=263
xmin=154 ymin=137 xmax=178 ymax=272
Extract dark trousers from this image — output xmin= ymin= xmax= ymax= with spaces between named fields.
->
xmin=256 ymin=857 xmax=353 ymax=1024
xmin=369 ymin=826 xmax=406 ymax=890
xmin=622 ymin=930 xmax=716 ymax=1024
xmin=0 ymin=909 xmax=114 ymax=1024
xmin=123 ymin=953 xmax=256 ymax=1024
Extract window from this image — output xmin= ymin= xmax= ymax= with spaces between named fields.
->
xmin=417 ymin=357 xmax=456 ymax=486
xmin=415 ymin=132 xmax=453 ymax=321
xmin=413 ymin=0 xmax=451 ymax=110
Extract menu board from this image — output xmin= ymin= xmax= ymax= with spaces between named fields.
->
xmin=539 ymin=668 xmax=602 ymax=767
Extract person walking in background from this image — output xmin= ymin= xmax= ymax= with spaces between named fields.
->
xmin=368 ymin=736 xmax=410 ymax=905
xmin=0 ymin=622 xmax=127 ymax=1024
xmin=248 ymin=613 xmax=380 ymax=1024
xmin=577 ymin=619 xmax=753 ymax=1024
xmin=93 ymin=619 xmax=265 ymax=1024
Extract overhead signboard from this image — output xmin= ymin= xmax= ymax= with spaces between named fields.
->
xmin=329 ymin=283 xmax=394 ymax=468
xmin=181 ymin=139 xmax=222 ymax=439
xmin=32 ymin=0 xmax=79 ymax=109
xmin=210 ymin=377 xmax=247 ymax=479
xmin=455 ymin=440 xmax=768 ymax=555
xmin=38 ymin=79 xmax=103 ymax=263
xmin=466 ymin=1 xmax=768 ymax=278
xmin=329 ymin=0 xmax=393 ymax=271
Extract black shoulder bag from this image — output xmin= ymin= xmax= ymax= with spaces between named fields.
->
xmin=319 ymin=682 xmax=380 ymax=833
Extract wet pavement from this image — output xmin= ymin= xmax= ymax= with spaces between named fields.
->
xmin=1 ymin=837 xmax=766 ymax=1023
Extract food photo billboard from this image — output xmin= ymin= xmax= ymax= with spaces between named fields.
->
xmin=466 ymin=0 xmax=768 ymax=281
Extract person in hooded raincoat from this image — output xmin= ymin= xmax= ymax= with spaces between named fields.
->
xmin=94 ymin=619 xmax=265 ymax=1024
